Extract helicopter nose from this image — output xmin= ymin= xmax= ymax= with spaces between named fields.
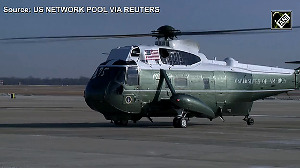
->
xmin=84 ymin=79 xmax=126 ymax=116
xmin=84 ymin=86 xmax=105 ymax=101
xmin=84 ymin=80 xmax=107 ymax=110
xmin=84 ymin=67 xmax=126 ymax=114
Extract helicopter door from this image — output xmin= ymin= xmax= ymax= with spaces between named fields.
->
xmin=124 ymin=66 xmax=141 ymax=113
xmin=214 ymin=71 xmax=227 ymax=107
xmin=201 ymin=72 xmax=216 ymax=108
xmin=126 ymin=67 xmax=139 ymax=86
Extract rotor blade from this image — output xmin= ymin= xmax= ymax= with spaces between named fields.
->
xmin=177 ymin=26 xmax=300 ymax=36
xmin=0 ymin=33 xmax=152 ymax=41
xmin=285 ymin=61 xmax=300 ymax=64
xmin=2 ymin=26 xmax=300 ymax=42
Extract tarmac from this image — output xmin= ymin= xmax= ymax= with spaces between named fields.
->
xmin=0 ymin=95 xmax=300 ymax=168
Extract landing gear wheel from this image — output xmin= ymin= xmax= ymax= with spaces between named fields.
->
xmin=246 ymin=117 xmax=254 ymax=125
xmin=114 ymin=120 xmax=128 ymax=126
xmin=179 ymin=118 xmax=187 ymax=128
xmin=173 ymin=117 xmax=187 ymax=128
xmin=243 ymin=115 xmax=254 ymax=126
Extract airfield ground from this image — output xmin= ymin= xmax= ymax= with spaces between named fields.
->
xmin=0 ymin=85 xmax=300 ymax=168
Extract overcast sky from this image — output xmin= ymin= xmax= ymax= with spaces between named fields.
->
xmin=0 ymin=0 xmax=299 ymax=78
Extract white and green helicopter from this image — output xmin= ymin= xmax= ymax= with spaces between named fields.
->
xmin=2 ymin=25 xmax=300 ymax=128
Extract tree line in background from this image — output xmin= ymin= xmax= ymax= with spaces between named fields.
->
xmin=0 ymin=76 xmax=90 ymax=85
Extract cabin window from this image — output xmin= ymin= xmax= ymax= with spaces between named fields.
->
xmin=126 ymin=67 xmax=139 ymax=86
xmin=203 ymin=78 xmax=210 ymax=89
xmin=159 ymin=48 xmax=201 ymax=65
xmin=131 ymin=47 xmax=140 ymax=57
xmin=175 ymin=78 xmax=187 ymax=87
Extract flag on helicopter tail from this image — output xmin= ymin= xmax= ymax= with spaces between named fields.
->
xmin=145 ymin=50 xmax=160 ymax=60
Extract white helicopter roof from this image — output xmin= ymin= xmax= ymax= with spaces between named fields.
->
xmin=105 ymin=39 xmax=294 ymax=75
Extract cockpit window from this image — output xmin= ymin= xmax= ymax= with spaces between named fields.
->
xmin=116 ymin=70 xmax=125 ymax=84
xmin=91 ymin=67 xmax=109 ymax=79
xmin=126 ymin=67 xmax=139 ymax=86
xmin=112 ymin=60 xmax=137 ymax=65
xmin=159 ymin=48 xmax=201 ymax=65
xmin=91 ymin=67 xmax=100 ymax=79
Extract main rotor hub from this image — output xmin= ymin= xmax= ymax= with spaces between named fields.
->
xmin=152 ymin=25 xmax=180 ymax=40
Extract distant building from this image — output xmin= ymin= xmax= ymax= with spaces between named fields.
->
xmin=0 ymin=80 xmax=3 ymax=85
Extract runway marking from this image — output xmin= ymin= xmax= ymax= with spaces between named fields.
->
xmin=251 ymin=115 xmax=269 ymax=117
xmin=265 ymin=140 xmax=300 ymax=145
xmin=0 ymin=107 xmax=75 ymax=109
xmin=249 ymin=166 xmax=279 ymax=168
xmin=251 ymin=114 xmax=300 ymax=118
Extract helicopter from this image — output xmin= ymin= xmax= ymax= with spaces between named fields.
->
xmin=1 ymin=25 xmax=300 ymax=128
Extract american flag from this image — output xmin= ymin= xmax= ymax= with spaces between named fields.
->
xmin=145 ymin=50 xmax=160 ymax=60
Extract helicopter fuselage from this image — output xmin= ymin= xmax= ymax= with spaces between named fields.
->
xmin=84 ymin=40 xmax=299 ymax=125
